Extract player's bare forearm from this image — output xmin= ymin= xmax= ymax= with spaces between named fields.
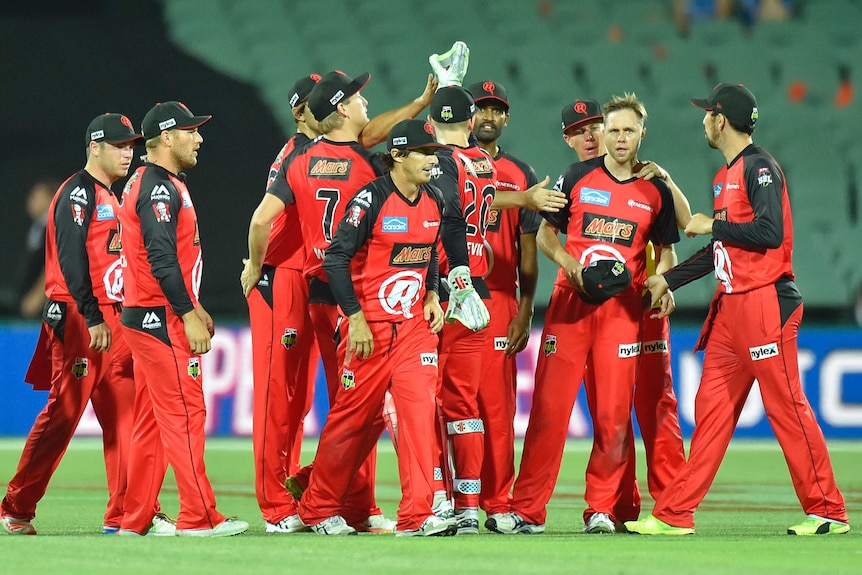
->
xmin=358 ymin=74 xmax=438 ymax=149
xmin=654 ymin=244 xmax=677 ymax=276
xmin=346 ymin=310 xmax=374 ymax=362
xmin=424 ymin=291 xmax=444 ymax=334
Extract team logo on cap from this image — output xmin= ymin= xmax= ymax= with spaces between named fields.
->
xmin=392 ymin=136 xmax=408 ymax=146
xmin=574 ymin=101 xmax=588 ymax=114
xmin=440 ymin=106 xmax=453 ymax=121
xmin=483 ymin=81 xmax=496 ymax=95
xmin=311 ymin=73 xmax=322 ymax=81
xmin=158 ymin=118 xmax=177 ymax=130
xmin=751 ymin=107 xmax=759 ymax=122
xmin=329 ymin=90 xmax=345 ymax=105
xmin=424 ymin=122 xmax=433 ymax=134
xmin=90 ymin=130 xmax=105 ymax=141
xmin=121 ymin=115 xmax=133 ymax=129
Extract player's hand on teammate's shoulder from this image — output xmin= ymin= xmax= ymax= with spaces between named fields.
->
xmin=633 ymin=160 xmax=668 ymax=181
xmin=524 ymin=176 xmax=567 ymax=213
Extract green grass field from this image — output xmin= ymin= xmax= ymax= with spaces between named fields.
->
xmin=1 ymin=438 xmax=860 ymax=574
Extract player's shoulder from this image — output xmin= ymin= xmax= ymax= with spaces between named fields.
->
xmin=497 ymin=149 xmax=538 ymax=182
xmin=58 ymin=170 xmax=96 ymax=206
xmin=562 ymin=155 xmax=602 ymax=182
xmin=742 ymin=145 xmax=783 ymax=179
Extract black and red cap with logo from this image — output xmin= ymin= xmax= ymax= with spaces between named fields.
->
xmin=85 ymin=113 xmax=144 ymax=146
xmin=141 ymin=101 xmax=211 ymax=140
xmin=561 ymin=99 xmax=603 ymax=132
xmin=430 ymin=86 xmax=476 ymax=123
xmin=307 ymin=70 xmax=371 ymax=120
xmin=468 ymin=80 xmax=509 ymax=111
xmin=388 ymin=119 xmax=448 ymax=152
xmin=691 ymin=83 xmax=758 ymax=130
xmin=289 ymin=73 xmax=322 ymax=108
xmin=579 ymin=259 xmax=632 ymax=304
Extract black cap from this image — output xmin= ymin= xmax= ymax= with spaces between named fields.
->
xmin=388 ymin=119 xmax=448 ymax=151
xmin=579 ymin=260 xmax=632 ymax=304
xmin=307 ymin=70 xmax=371 ymax=120
xmin=141 ymin=101 xmax=211 ymax=140
xmin=430 ymin=86 xmax=476 ymax=123
xmin=691 ymin=83 xmax=758 ymax=130
xmin=561 ymin=99 xmax=603 ymax=132
xmin=85 ymin=113 xmax=143 ymax=146
xmin=468 ymin=80 xmax=509 ymax=111
xmin=289 ymin=73 xmax=322 ymax=108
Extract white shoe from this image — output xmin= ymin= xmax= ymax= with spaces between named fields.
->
xmin=432 ymin=492 xmax=454 ymax=520
xmin=395 ymin=515 xmax=458 ymax=537
xmin=485 ymin=511 xmax=545 ymax=535
xmin=1 ymin=516 xmax=36 ymax=535
xmin=309 ymin=515 xmax=357 ymax=536
xmin=265 ymin=514 xmax=308 ymax=533
xmin=455 ymin=508 xmax=479 ymax=535
xmin=584 ymin=512 xmax=616 ymax=534
xmin=357 ymin=513 xmax=396 ymax=533
xmin=176 ymin=517 xmax=249 ymax=537
xmin=149 ymin=513 xmax=177 ymax=536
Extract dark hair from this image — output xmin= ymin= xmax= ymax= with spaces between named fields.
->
xmin=711 ymin=110 xmax=755 ymax=135
xmin=379 ymin=151 xmax=396 ymax=171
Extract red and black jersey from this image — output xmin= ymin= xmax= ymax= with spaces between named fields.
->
xmin=263 ymin=133 xmax=311 ymax=270
xmin=270 ymin=137 xmax=384 ymax=282
xmin=323 ymin=174 xmax=444 ymax=322
xmin=118 ymin=163 xmax=201 ymax=316
xmin=44 ymin=170 xmax=123 ymax=327
xmin=543 ymin=156 xmax=679 ymax=289
xmin=485 ymin=149 xmax=542 ymax=293
xmin=433 ymin=144 xmax=497 ymax=279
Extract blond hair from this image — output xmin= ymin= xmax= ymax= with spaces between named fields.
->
xmin=604 ymin=93 xmax=648 ymax=123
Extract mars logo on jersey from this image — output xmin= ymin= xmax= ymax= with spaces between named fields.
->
xmin=420 ymin=353 xmax=437 ymax=366
xmin=618 ymin=343 xmax=642 ymax=358
xmin=543 ymin=334 xmax=557 ymax=356
xmin=463 ymin=157 xmax=494 ymax=177
xmin=153 ymin=202 xmax=171 ymax=223
xmin=187 ymin=358 xmax=201 ymax=380
xmin=341 ymin=369 xmax=355 ymax=390
xmin=643 ymin=340 xmax=668 ymax=354
xmin=106 ymin=229 xmax=121 ymax=254
xmin=71 ymin=358 xmax=89 ymax=380
xmin=378 ymin=270 xmax=423 ymax=318
xmin=582 ymin=213 xmax=636 ymax=247
xmin=714 ymin=208 xmax=728 ymax=222
xmin=193 ymin=222 xmax=200 ymax=246
xmin=486 ymin=209 xmax=501 ymax=232
xmin=390 ymin=243 xmax=432 ymax=267
xmin=750 ymin=342 xmax=779 ymax=361
xmin=281 ymin=328 xmax=298 ymax=350
xmin=308 ymin=157 xmax=352 ymax=180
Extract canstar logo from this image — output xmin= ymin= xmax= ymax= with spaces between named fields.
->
xmin=750 ymin=343 xmax=779 ymax=361
xmin=494 ymin=337 xmax=507 ymax=351
xmin=390 ymin=244 xmax=433 ymax=266
xmin=726 ymin=183 xmax=741 ymax=190
xmin=618 ymin=343 xmax=642 ymax=358
xmin=713 ymin=184 xmax=722 ymax=197
xmin=627 ymin=199 xmax=653 ymax=213
xmin=580 ymin=188 xmax=611 ymax=207
xmin=642 ymin=340 xmax=668 ymax=354
xmin=96 ymin=204 xmax=115 ymax=220
xmin=420 ymin=353 xmax=438 ymax=366
xmin=582 ymin=213 xmax=637 ymax=247
xmin=308 ymin=157 xmax=352 ymax=180
xmin=142 ymin=311 xmax=162 ymax=330
xmin=382 ymin=217 xmax=408 ymax=233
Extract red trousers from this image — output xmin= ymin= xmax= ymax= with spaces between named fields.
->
xmin=247 ymin=266 xmax=318 ymax=523
xmin=2 ymin=303 xmax=134 ymax=528
xmin=477 ymin=292 xmax=519 ymax=514
xmin=303 ymin=302 xmax=381 ymax=523
xmin=584 ymin=314 xmax=686 ymax=523
xmin=299 ymin=316 xmax=438 ymax=530
xmin=511 ymin=286 xmax=642 ymax=525
xmin=653 ymin=287 xmax=847 ymax=528
xmin=437 ymin=307 xmax=489 ymax=509
xmin=120 ymin=307 xmax=225 ymax=532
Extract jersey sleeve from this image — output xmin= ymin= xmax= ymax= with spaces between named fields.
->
xmin=436 ymin=154 xmax=470 ymax=270
xmin=323 ymin=183 xmax=381 ymax=317
xmin=425 ymin=185 xmax=446 ymax=294
xmin=712 ymin=155 xmax=784 ymax=249
xmin=137 ymin=173 xmax=195 ymax=316
xmin=518 ymin=163 xmax=541 ymax=234
xmin=541 ymin=170 xmax=575 ymax=231
xmin=267 ymin=156 xmax=296 ymax=205
xmin=54 ymin=183 xmax=103 ymax=326
xmin=649 ymin=179 xmax=681 ymax=247
xmin=663 ymin=241 xmax=716 ymax=291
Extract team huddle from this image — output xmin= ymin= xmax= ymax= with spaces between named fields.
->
xmin=2 ymin=42 xmax=850 ymax=538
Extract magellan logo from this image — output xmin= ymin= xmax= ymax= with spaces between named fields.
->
xmin=420 ymin=353 xmax=438 ymax=366
xmin=618 ymin=342 xmax=642 ymax=358
xmin=150 ymin=185 xmax=171 ymax=202
xmin=46 ymin=302 xmax=63 ymax=321
xmin=750 ymin=342 xmax=778 ymax=361
xmin=390 ymin=243 xmax=432 ymax=266
xmin=69 ymin=187 xmax=89 ymax=205
xmin=308 ymin=157 xmax=352 ymax=180
xmin=642 ymin=340 xmax=668 ymax=354
xmin=142 ymin=311 xmax=162 ymax=330
xmin=494 ymin=337 xmax=507 ymax=351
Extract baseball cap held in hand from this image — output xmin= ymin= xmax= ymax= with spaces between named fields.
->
xmin=579 ymin=259 xmax=632 ymax=304
xmin=142 ymin=101 xmax=211 ymax=140
xmin=86 ymin=113 xmax=144 ymax=146
xmin=691 ymin=83 xmax=758 ymax=131
xmin=307 ymin=70 xmax=371 ymax=120
xmin=430 ymin=86 xmax=475 ymax=123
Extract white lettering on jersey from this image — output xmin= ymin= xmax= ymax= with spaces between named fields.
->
xmin=378 ymin=270 xmax=423 ymax=319
xmin=712 ymin=240 xmax=734 ymax=293
xmin=618 ymin=342 xmax=642 ymax=358
xmin=103 ymin=259 xmax=124 ymax=302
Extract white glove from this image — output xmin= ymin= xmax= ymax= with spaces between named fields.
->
xmin=429 ymin=41 xmax=470 ymax=88
xmin=443 ymin=265 xmax=489 ymax=331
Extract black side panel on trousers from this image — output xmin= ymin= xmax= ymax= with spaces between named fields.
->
xmin=122 ymin=306 xmax=172 ymax=347
xmin=255 ymin=265 xmax=275 ymax=308
xmin=776 ymin=278 xmax=803 ymax=326
xmin=42 ymin=299 xmax=67 ymax=343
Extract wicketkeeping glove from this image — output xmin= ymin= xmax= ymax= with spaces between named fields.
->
xmin=443 ymin=265 xmax=489 ymax=331
xmin=429 ymin=41 xmax=470 ymax=88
